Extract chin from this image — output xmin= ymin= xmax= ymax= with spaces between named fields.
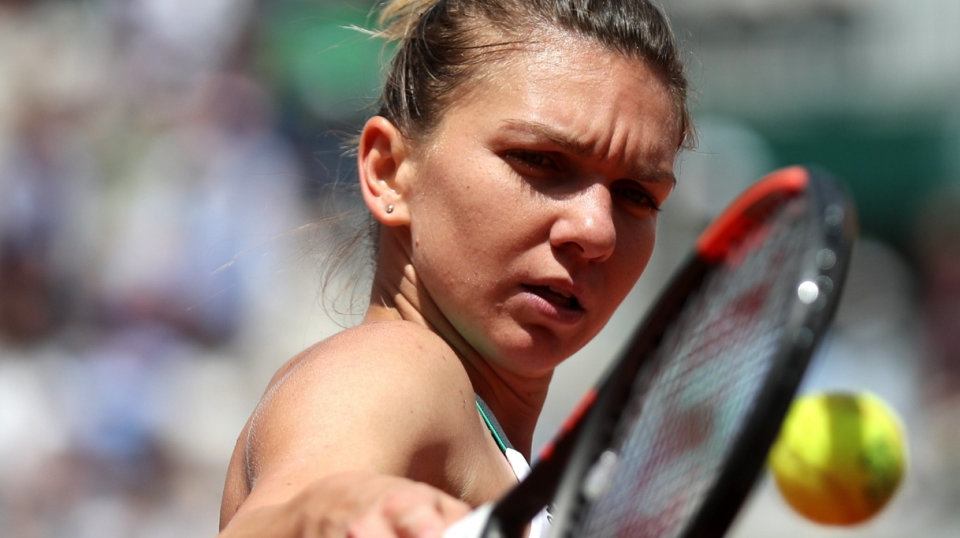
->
xmin=497 ymin=325 xmax=595 ymax=375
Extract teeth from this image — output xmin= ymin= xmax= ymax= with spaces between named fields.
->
xmin=549 ymin=286 xmax=572 ymax=299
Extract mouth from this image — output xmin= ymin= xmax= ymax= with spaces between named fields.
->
xmin=523 ymin=284 xmax=583 ymax=311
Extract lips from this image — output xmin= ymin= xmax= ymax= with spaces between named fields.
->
xmin=523 ymin=284 xmax=583 ymax=311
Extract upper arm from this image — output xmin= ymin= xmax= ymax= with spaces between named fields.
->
xmin=233 ymin=322 xmax=480 ymax=518
xmin=220 ymin=419 xmax=252 ymax=529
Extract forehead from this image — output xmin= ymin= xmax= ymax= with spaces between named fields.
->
xmin=422 ymin=30 xmax=681 ymax=168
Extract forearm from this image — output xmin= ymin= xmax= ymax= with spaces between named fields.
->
xmin=218 ymin=502 xmax=300 ymax=538
xmin=217 ymin=471 xmax=471 ymax=538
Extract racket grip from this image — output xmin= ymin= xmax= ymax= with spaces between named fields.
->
xmin=442 ymin=503 xmax=493 ymax=538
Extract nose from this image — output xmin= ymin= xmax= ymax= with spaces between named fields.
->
xmin=549 ymin=184 xmax=617 ymax=263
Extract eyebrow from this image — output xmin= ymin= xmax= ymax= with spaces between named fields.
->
xmin=499 ymin=119 xmax=677 ymax=186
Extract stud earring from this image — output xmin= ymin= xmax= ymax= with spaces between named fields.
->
xmin=386 ymin=204 xmax=394 ymax=214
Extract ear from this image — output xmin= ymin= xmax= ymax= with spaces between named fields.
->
xmin=358 ymin=116 xmax=413 ymax=226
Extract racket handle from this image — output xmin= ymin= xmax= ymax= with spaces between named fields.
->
xmin=443 ymin=503 xmax=494 ymax=538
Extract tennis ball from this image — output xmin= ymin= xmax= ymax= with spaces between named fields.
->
xmin=768 ymin=391 xmax=907 ymax=526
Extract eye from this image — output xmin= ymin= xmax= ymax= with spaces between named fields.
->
xmin=504 ymin=150 xmax=559 ymax=173
xmin=612 ymin=180 xmax=661 ymax=212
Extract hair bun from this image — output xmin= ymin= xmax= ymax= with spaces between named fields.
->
xmin=376 ymin=0 xmax=444 ymax=41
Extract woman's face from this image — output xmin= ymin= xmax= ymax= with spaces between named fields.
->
xmin=403 ymin=32 xmax=681 ymax=376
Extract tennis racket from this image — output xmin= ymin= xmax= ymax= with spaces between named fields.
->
xmin=444 ymin=166 xmax=857 ymax=538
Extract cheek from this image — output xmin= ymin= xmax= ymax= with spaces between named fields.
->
xmin=408 ymin=165 xmax=520 ymax=292
xmin=610 ymin=217 xmax=658 ymax=295
xmin=411 ymin=158 xmax=529 ymax=258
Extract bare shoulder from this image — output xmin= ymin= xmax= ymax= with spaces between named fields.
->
xmin=228 ymin=320 xmax=489 ymax=518
xmin=254 ymin=320 xmax=479 ymax=466
xmin=271 ymin=320 xmax=476 ymax=419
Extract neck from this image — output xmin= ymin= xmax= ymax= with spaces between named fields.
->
xmin=363 ymin=227 xmax=552 ymax=458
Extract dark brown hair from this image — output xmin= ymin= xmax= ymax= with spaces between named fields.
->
xmin=376 ymin=0 xmax=692 ymax=147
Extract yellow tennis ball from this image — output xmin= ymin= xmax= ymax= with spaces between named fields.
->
xmin=768 ymin=391 xmax=907 ymax=526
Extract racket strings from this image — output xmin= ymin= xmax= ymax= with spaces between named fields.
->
xmin=570 ymin=196 xmax=817 ymax=538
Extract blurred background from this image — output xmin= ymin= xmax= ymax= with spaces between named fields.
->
xmin=0 ymin=0 xmax=956 ymax=536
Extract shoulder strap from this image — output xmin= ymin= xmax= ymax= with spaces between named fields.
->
xmin=474 ymin=394 xmax=513 ymax=453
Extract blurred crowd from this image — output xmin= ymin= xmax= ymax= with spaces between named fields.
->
xmin=0 ymin=0 xmax=957 ymax=537
xmin=0 ymin=0 xmax=374 ymax=535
